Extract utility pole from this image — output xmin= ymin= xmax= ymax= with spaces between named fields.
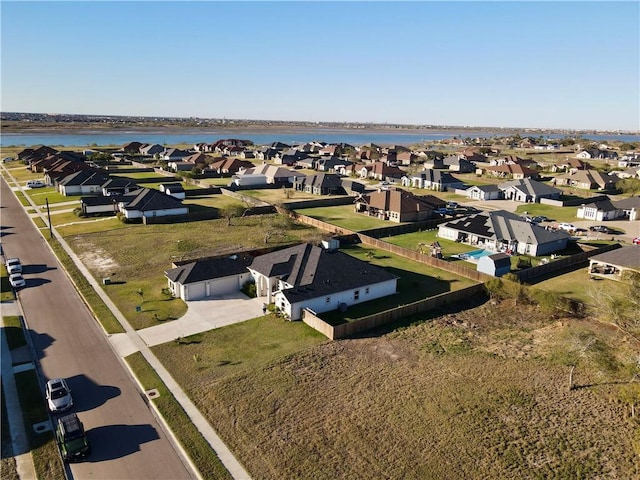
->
xmin=45 ymin=198 xmax=53 ymax=239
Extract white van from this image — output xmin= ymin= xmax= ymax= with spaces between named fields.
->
xmin=26 ymin=180 xmax=45 ymax=188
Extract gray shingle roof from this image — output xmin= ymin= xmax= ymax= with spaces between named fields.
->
xmin=249 ymin=244 xmax=398 ymax=302
xmin=165 ymin=255 xmax=253 ymax=284
xmin=590 ymin=246 xmax=640 ymax=269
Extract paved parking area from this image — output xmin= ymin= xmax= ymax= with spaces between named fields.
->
xmin=137 ymin=293 xmax=265 ymax=347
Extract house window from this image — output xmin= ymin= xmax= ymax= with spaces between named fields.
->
xmin=354 ymin=290 xmax=360 ymax=300
xmin=365 ymin=288 xmax=369 ymax=295
xmin=326 ymin=297 xmax=331 ymax=304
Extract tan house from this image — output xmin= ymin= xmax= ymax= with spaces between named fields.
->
xmin=354 ymin=188 xmax=443 ymax=223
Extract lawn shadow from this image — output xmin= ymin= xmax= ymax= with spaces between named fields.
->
xmin=350 ymin=293 xmax=490 ymax=339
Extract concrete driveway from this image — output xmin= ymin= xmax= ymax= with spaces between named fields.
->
xmin=137 ymin=293 xmax=265 ymax=347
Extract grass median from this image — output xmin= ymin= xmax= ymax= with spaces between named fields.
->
xmin=14 ymin=370 xmax=65 ymax=480
xmin=125 ymin=351 xmax=233 ymax=480
xmin=46 ymin=236 xmax=125 ymax=334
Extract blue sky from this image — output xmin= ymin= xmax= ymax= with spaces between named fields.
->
xmin=1 ymin=1 xmax=638 ymax=131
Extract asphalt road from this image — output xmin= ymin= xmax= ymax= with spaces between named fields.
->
xmin=1 ymin=178 xmax=193 ymax=479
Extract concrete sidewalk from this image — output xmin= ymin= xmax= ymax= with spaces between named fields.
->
xmin=1 ymin=309 xmax=37 ymax=480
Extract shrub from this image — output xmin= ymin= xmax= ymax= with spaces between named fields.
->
xmin=241 ymin=280 xmax=257 ymax=298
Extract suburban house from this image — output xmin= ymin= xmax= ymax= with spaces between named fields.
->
xmin=483 ymin=164 xmax=539 ymax=179
xmin=247 ymin=243 xmax=399 ymax=321
xmin=554 ymin=169 xmax=619 ymax=191
xmin=159 ymin=183 xmax=186 ymax=200
xmin=58 ymin=170 xmax=110 ymax=196
xmin=477 ymin=253 xmax=511 ymax=277
xmin=497 ymin=178 xmax=562 ymax=203
xmin=101 ymin=177 xmax=140 ymax=196
xmin=354 ymin=188 xmax=443 ymax=223
xmin=165 ymin=254 xmax=254 ymax=301
xmin=241 ymin=164 xmax=302 ymax=186
xmin=465 ymin=184 xmax=502 ymax=201
xmin=121 ymin=141 xmax=143 ymax=154
xmin=401 ymin=169 xmax=464 ymax=191
xmin=613 ymin=196 xmax=640 ymax=221
xmin=316 ymin=157 xmax=352 ymax=172
xmin=360 ymin=162 xmax=406 ymax=181
xmin=183 ymin=153 xmax=210 ymax=168
xmin=293 ymin=173 xmax=346 ymax=196
xmin=139 ymin=144 xmax=164 ymax=156
xmin=551 ymin=157 xmax=589 ymax=173
xmin=117 ymin=188 xmax=189 ymax=220
xmin=160 ymin=148 xmax=190 ymax=162
xmin=615 ymin=166 xmax=640 ymax=179
xmin=576 ymin=149 xmax=618 ymax=160
xmin=588 ymin=246 xmax=640 ymax=282
xmin=80 ymin=195 xmax=123 ymax=216
xmin=426 ymin=155 xmax=475 ymax=173
xmin=437 ymin=210 xmax=570 ymax=256
xmin=576 ymin=198 xmax=621 ymax=221
xmin=167 ymin=161 xmax=195 ymax=172
xmin=208 ymin=157 xmax=254 ymax=175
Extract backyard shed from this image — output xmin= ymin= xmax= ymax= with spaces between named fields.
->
xmin=477 ymin=253 xmax=511 ymax=277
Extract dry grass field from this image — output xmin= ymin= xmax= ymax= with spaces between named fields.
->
xmin=155 ymin=299 xmax=640 ymax=480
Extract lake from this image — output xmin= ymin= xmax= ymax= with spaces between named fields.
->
xmin=1 ymin=129 xmax=638 ymax=148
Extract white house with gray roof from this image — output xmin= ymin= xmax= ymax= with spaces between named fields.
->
xmin=165 ymin=255 xmax=254 ymax=300
xmin=438 ymin=210 xmax=570 ymax=256
xmin=247 ymin=243 xmax=398 ymax=320
xmin=497 ymin=178 xmax=562 ymax=203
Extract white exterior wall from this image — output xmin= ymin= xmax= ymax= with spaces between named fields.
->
xmin=61 ymin=185 xmax=82 ymax=196
xmin=277 ymin=279 xmax=398 ymax=321
xmin=232 ymin=174 xmax=267 ymax=186
xmin=84 ymin=204 xmax=117 ymax=215
xmin=80 ymin=185 xmax=104 ymax=194
xmin=437 ymin=225 xmax=459 ymax=241
xmin=123 ymin=206 xmax=188 ymax=219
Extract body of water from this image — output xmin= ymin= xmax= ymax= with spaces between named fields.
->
xmin=1 ymin=129 xmax=638 ymax=148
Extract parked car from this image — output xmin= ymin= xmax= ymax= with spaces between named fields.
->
xmin=589 ymin=225 xmax=612 ymax=233
xmin=26 ymin=180 xmax=45 ymax=188
xmin=9 ymin=273 xmax=25 ymax=288
xmin=5 ymin=258 xmax=22 ymax=274
xmin=633 ymin=237 xmax=640 ymax=245
xmin=46 ymin=378 xmax=73 ymax=412
xmin=531 ymin=215 xmax=549 ymax=223
xmin=446 ymin=201 xmax=459 ymax=208
xmin=55 ymin=413 xmax=90 ymax=461
xmin=434 ymin=207 xmax=455 ymax=216
xmin=558 ymin=223 xmax=577 ymax=232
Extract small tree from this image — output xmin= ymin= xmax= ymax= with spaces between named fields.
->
xmin=618 ymin=177 xmax=640 ymax=196
xmin=220 ymin=204 xmax=246 ymax=226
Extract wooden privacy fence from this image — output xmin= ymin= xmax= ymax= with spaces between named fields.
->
xmin=303 ymin=284 xmax=486 ymax=340
xmin=513 ymin=243 xmax=621 ymax=282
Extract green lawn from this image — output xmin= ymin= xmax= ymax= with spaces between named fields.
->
xmin=318 ymin=244 xmax=477 ymax=323
xmin=64 ymin=214 xmax=320 ymax=330
xmin=238 ymin=188 xmax=318 ymax=204
xmin=294 ymin=204 xmax=394 ymax=231
xmin=382 ymin=230 xmax=478 ymax=258
xmin=125 ymin=352 xmax=234 ymax=480
xmin=513 ymin=203 xmax=578 ymax=223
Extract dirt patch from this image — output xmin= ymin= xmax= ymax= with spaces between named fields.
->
xmin=74 ymin=238 xmax=120 ymax=276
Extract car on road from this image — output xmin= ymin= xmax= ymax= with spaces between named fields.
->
xmin=55 ymin=413 xmax=90 ymax=461
xmin=26 ymin=180 xmax=45 ymax=188
xmin=5 ymin=258 xmax=22 ymax=274
xmin=46 ymin=378 xmax=73 ymax=412
xmin=633 ymin=237 xmax=640 ymax=245
xmin=9 ymin=273 xmax=26 ymax=289
xmin=589 ymin=225 xmax=612 ymax=233
xmin=558 ymin=223 xmax=577 ymax=232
